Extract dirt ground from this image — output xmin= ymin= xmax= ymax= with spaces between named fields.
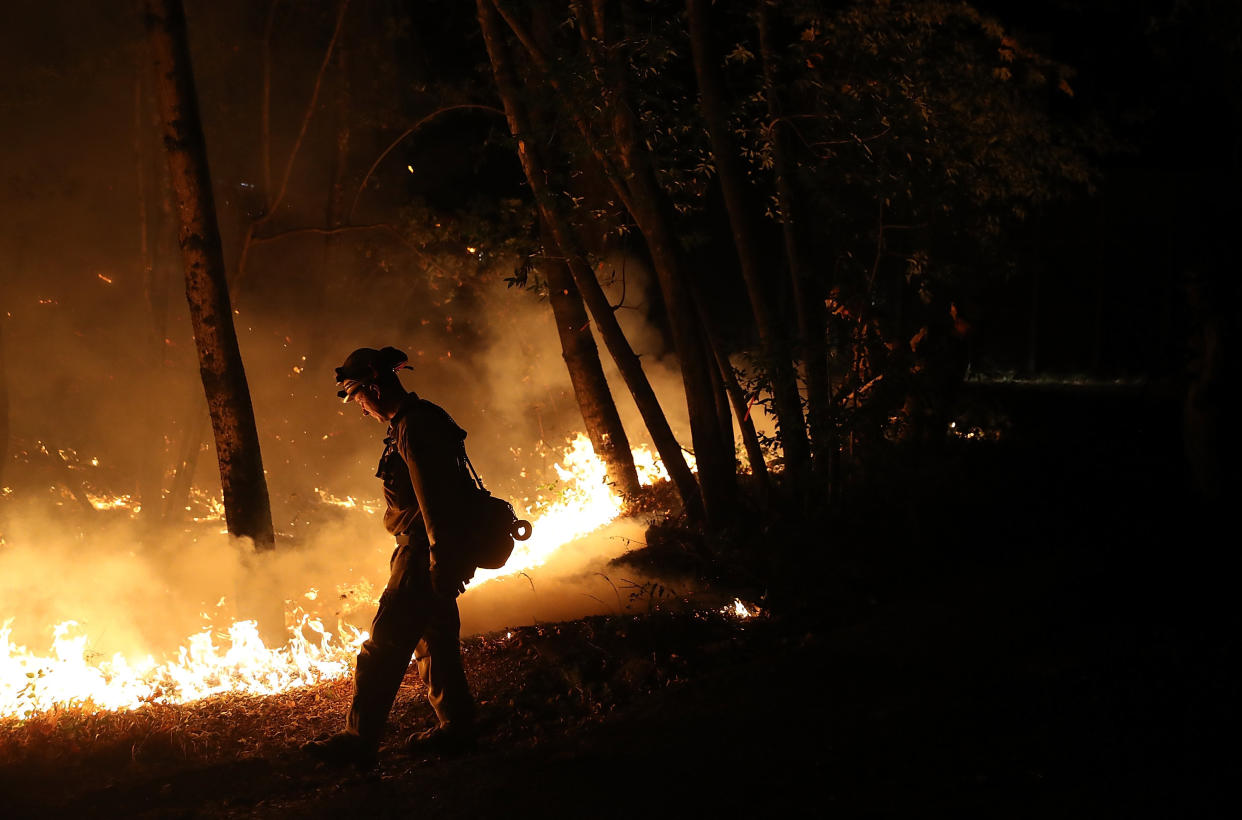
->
xmin=2 ymin=384 xmax=1235 ymax=817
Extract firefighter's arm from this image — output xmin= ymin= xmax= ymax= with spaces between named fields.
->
xmin=396 ymin=419 xmax=466 ymax=594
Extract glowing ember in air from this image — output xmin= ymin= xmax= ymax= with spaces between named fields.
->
xmin=0 ymin=433 xmax=686 ymax=719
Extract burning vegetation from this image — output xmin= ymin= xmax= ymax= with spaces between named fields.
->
xmin=1 ymin=435 xmax=696 ymax=720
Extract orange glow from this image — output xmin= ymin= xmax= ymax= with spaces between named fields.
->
xmin=0 ymin=433 xmax=692 ymax=719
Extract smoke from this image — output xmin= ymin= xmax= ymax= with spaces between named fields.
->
xmin=0 ymin=240 xmax=706 ymax=669
xmin=0 ymin=498 xmax=685 ymax=666
xmin=0 ymin=0 xmax=747 ymax=687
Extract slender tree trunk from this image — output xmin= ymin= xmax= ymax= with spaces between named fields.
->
xmin=134 ymin=60 xmax=174 ymax=521
xmin=1027 ymin=264 xmax=1040 ymax=375
xmin=478 ymin=0 xmax=704 ymax=519
xmin=541 ymin=242 xmax=642 ymax=497
xmin=145 ymin=0 xmax=275 ymax=549
xmin=757 ymin=2 xmax=832 ymax=482
xmin=491 ymin=0 xmax=735 ymax=529
xmin=0 ymin=316 xmax=8 ymax=492
xmin=688 ymin=0 xmax=809 ymax=487
xmin=327 ymin=43 xmax=350 ymax=236
xmin=520 ymin=17 xmax=641 ymax=498
xmin=164 ymin=400 xmax=208 ymax=522
xmin=235 ymin=0 xmax=350 ymax=295
xmin=302 ymin=40 xmax=352 ymax=398
xmin=606 ymin=97 xmax=737 ymax=530
xmin=563 ymin=252 xmax=704 ymax=519
xmin=551 ymin=1 xmax=736 ymax=527
xmin=705 ymin=327 xmax=735 ymax=465
xmin=713 ymin=345 xmax=770 ymax=489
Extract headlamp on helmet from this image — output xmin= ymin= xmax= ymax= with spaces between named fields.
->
xmin=334 ymin=346 xmax=410 ymax=402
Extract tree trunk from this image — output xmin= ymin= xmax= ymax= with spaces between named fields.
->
xmin=478 ymin=0 xmax=704 ymax=519
xmin=713 ymin=344 xmax=770 ymax=489
xmin=163 ymin=400 xmax=208 ymax=522
xmin=606 ymin=98 xmax=737 ymax=531
xmin=302 ymin=39 xmax=352 ymax=400
xmin=145 ymin=0 xmax=275 ymax=549
xmin=489 ymin=0 xmax=734 ymax=528
xmin=553 ymin=1 xmax=736 ymax=528
xmin=704 ymin=328 xmax=735 ymax=465
xmin=757 ymin=2 xmax=833 ymax=482
xmin=541 ymin=243 xmax=642 ymax=497
xmin=0 ymin=316 xmax=8 ymax=493
xmin=134 ymin=59 xmax=175 ymax=522
xmin=520 ymin=17 xmax=641 ymax=499
xmin=688 ymin=0 xmax=809 ymax=487
xmin=562 ymin=253 xmax=704 ymax=520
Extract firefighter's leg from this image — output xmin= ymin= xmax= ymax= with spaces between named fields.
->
xmin=413 ymin=592 xmax=475 ymax=730
xmin=344 ymin=545 xmax=425 ymax=748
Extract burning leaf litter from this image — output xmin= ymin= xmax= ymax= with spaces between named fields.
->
xmin=0 ymin=434 xmax=692 ymax=721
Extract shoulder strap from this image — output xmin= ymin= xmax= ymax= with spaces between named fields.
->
xmin=462 ymin=449 xmax=487 ymax=492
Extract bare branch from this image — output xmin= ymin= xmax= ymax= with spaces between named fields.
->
xmin=260 ymin=0 xmax=280 ymax=202
xmin=347 ymin=103 xmax=505 ymax=223
xmin=249 ymin=223 xmax=394 ymax=245
xmin=262 ymin=0 xmax=350 ymax=226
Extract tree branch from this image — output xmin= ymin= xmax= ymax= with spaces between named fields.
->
xmin=347 ymin=103 xmax=505 ymax=223
xmin=260 ymin=0 xmax=280 ymax=202
xmin=261 ymin=0 xmax=350 ymax=226
xmin=490 ymin=0 xmax=637 ymax=216
xmin=249 ymin=223 xmax=393 ymax=245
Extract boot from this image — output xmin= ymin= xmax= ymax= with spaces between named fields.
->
xmin=301 ymin=732 xmax=378 ymax=769
xmin=401 ymin=723 xmax=476 ymax=757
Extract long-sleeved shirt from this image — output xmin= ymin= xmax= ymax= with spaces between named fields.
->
xmin=377 ymin=394 xmax=475 ymax=565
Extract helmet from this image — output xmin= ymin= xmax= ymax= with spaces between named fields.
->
xmin=334 ymin=346 xmax=409 ymax=401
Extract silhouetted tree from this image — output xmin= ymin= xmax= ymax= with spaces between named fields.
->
xmin=145 ymin=0 xmax=275 ymax=549
xmin=688 ymin=0 xmax=809 ymax=488
xmin=478 ymin=0 xmax=704 ymax=518
xmin=493 ymin=0 xmax=738 ymax=529
xmin=541 ymin=248 xmax=642 ymax=497
xmin=0 ymin=314 xmax=8 ymax=493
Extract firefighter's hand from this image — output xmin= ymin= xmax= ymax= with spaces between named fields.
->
xmin=431 ymin=568 xmax=466 ymax=599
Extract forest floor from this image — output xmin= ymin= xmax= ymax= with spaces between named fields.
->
xmin=1 ymin=383 xmax=1235 ymax=818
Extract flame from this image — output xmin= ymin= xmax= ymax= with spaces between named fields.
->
xmin=0 ymin=433 xmax=688 ymax=720
xmin=474 ymin=434 xmax=691 ymax=584
xmin=85 ymin=491 xmax=139 ymax=513
xmin=1 ymin=615 xmax=366 ymax=718
xmin=314 ymin=488 xmax=381 ymax=515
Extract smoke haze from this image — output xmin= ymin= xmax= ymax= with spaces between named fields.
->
xmin=0 ymin=1 xmax=766 ymax=673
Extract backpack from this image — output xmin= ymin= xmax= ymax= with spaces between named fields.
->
xmin=461 ymin=452 xmax=532 ymax=570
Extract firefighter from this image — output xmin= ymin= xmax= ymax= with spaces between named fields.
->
xmin=305 ymin=346 xmax=477 ymax=767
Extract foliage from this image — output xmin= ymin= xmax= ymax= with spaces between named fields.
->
xmin=413 ymin=0 xmax=1109 ymax=485
xmin=736 ymin=0 xmax=1108 ymax=446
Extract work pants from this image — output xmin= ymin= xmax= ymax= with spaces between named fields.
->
xmin=345 ymin=540 xmax=474 ymax=749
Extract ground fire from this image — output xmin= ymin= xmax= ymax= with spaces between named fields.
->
xmin=0 ymin=435 xmax=689 ymax=720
